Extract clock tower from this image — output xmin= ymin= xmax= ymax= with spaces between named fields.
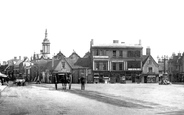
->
xmin=42 ymin=29 xmax=50 ymax=58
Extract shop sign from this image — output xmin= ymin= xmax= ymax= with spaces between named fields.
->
xmin=148 ymin=75 xmax=155 ymax=78
xmin=128 ymin=68 xmax=141 ymax=71
xmin=93 ymin=56 xmax=109 ymax=58
xmin=121 ymin=76 xmax=125 ymax=80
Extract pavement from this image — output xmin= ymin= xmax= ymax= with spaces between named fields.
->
xmin=0 ymin=82 xmax=12 ymax=94
xmin=0 ymin=85 xmax=7 ymax=94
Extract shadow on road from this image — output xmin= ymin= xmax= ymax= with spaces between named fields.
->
xmin=157 ymin=109 xmax=184 ymax=115
xmin=67 ymin=89 xmax=153 ymax=109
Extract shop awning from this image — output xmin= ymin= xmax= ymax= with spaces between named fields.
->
xmin=148 ymin=75 xmax=155 ymax=78
xmin=0 ymin=73 xmax=7 ymax=78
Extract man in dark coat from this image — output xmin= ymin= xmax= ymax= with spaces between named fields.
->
xmin=80 ymin=76 xmax=85 ymax=90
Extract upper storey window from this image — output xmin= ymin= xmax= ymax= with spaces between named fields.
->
xmin=94 ymin=49 xmax=106 ymax=56
xmin=127 ymin=50 xmax=141 ymax=57
xmin=100 ymin=50 xmax=106 ymax=56
xmin=94 ymin=50 xmax=99 ymax=56
xmin=119 ymin=50 xmax=123 ymax=57
xmin=113 ymin=50 xmax=116 ymax=57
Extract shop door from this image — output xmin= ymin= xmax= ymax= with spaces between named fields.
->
xmin=144 ymin=76 xmax=147 ymax=83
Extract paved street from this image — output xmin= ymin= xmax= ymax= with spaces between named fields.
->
xmin=0 ymin=83 xmax=184 ymax=115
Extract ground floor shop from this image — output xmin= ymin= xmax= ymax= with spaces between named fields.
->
xmin=169 ymin=73 xmax=184 ymax=82
xmin=93 ymin=71 xmax=142 ymax=83
xmin=141 ymin=74 xmax=159 ymax=83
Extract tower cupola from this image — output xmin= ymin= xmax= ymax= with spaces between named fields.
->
xmin=42 ymin=29 xmax=50 ymax=58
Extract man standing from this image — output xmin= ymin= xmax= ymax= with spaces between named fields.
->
xmin=69 ymin=74 xmax=72 ymax=89
xmin=80 ymin=76 xmax=85 ymax=90
xmin=54 ymin=75 xmax=57 ymax=90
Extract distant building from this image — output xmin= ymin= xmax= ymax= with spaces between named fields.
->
xmin=41 ymin=29 xmax=50 ymax=59
xmin=30 ymin=29 xmax=51 ymax=82
xmin=168 ymin=53 xmax=184 ymax=82
xmin=90 ymin=39 xmax=143 ymax=83
xmin=141 ymin=47 xmax=159 ymax=83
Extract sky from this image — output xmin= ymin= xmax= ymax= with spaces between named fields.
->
xmin=0 ymin=0 xmax=184 ymax=63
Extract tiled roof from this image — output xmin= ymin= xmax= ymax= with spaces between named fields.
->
xmin=65 ymin=58 xmax=83 ymax=69
xmin=83 ymin=51 xmax=90 ymax=58
xmin=74 ymin=57 xmax=91 ymax=68
xmin=69 ymin=51 xmax=81 ymax=59
xmin=14 ymin=60 xmax=23 ymax=67
xmin=54 ymin=51 xmax=66 ymax=59
xmin=45 ymin=59 xmax=61 ymax=70
xmin=142 ymin=55 xmax=149 ymax=65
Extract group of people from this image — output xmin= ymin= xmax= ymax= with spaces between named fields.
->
xmin=159 ymin=76 xmax=172 ymax=85
xmin=54 ymin=73 xmax=72 ymax=90
xmin=0 ymin=77 xmax=9 ymax=85
xmin=54 ymin=74 xmax=86 ymax=91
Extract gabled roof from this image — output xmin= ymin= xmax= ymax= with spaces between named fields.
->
xmin=142 ymin=55 xmax=159 ymax=67
xmin=142 ymin=55 xmax=149 ymax=65
xmin=14 ymin=60 xmax=23 ymax=67
xmin=68 ymin=51 xmax=81 ymax=59
xmin=54 ymin=51 xmax=66 ymax=59
xmin=65 ymin=58 xmax=83 ymax=69
xmin=83 ymin=51 xmax=90 ymax=58
xmin=74 ymin=57 xmax=91 ymax=68
xmin=0 ymin=65 xmax=8 ymax=72
xmin=45 ymin=59 xmax=61 ymax=70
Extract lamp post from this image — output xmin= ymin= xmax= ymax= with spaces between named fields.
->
xmin=157 ymin=55 xmax=168 ymax=81
xmin=161 ymin=55 xmax=168 ymax=74
xmin=157 ymin=55 xmax=168 ymax=74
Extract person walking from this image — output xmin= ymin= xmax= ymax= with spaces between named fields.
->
xmin=68 ymin=74 xmax=72 ymax=90
xmin=80 ymin=76 xmax=85 ymax=90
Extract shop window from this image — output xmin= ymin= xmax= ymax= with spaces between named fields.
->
xmin=127 ymin=61 xmax=141 ymax=68
xmin=95 ymin=62 xmax=99 ymax=70
xmin=112 ymin=63 xmax=116 ymax=70
xmin=119 ymin=63 xmax=123 ymax=70
xmin=103 ymin=62 xmax=107 ymax=70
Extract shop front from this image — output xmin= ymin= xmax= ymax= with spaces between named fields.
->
xmin=125 ymin=71 xmax=142 ymax=83
xmin=93 ymin=71 xmax=110 ymax=83
xmin=142 ymin=74 xmax=159 ymax=83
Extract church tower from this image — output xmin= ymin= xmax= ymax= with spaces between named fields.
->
xmin=42 ymin=29 xmax=50 ymax=58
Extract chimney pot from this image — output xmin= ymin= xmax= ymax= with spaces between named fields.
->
xmin=113 ymin=40 xmax=119 ymax=43
xmin=146 ymin=47 xmax=151 ymax=55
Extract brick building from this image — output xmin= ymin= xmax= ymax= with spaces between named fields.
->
xmin=90 ymin=39 xmax=143 ymax=83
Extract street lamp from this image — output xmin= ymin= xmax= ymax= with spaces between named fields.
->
xmin=157 ymin=55 xmax=168 ymax=74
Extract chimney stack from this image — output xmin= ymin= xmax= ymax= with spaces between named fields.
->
xmin=90 ymin=39 xmax=94 ymax=46
xmin=178 ymin=52 xmax=181 ymax=57
xmin=19 ymin=56 xmax=21 ymax=60
xmin=14 ymin=57 xmax=17 ymax=60
xmin=146 ymin=47 xmax=151 ymax=55
xmin=113 ymin=40 xmax=119 ymax=44
xmin=139 ymin=39 xmax=141 ymax=45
